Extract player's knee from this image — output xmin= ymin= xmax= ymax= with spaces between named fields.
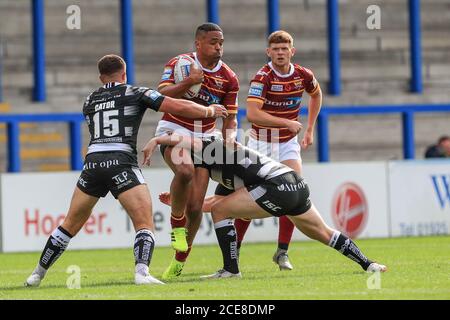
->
xmin=174 ymin=164 xmax=194 ymax=182
xmin=187 ymin=205 xmax=203 ymax=220
xmin=210 ymin=203 xmax=226 ymax=221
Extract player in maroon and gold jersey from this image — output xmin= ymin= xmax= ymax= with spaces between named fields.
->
xmin=234 ymin=30 xmax=322 ymax=270
xmin=155 ymin=23 xmax=239 ymax=280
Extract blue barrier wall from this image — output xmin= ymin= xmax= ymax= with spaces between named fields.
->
xmin=2 ymin=104 xmax=450 ymax=172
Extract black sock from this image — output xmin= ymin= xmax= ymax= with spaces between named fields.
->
xmin=214 ymin=219 xmax=239 ymax=274
xmin=278 ymin=243 xmax=289 ymax=251
xmin=134 ymin=229 xmax=155 ymax=268
xmin=329 ymin=231 xmax=372 ymax=270
xmin=39 ymin=226 xmax=72 ymax=270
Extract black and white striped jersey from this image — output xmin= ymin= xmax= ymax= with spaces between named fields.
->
xmin=193 ymin=137 xmax=293 ymax=190
xmin=83 ymin=82 xmax=165 ymax=155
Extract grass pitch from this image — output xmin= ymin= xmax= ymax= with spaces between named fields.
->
xmin=0 ymin=236 xmax=449 ymax=300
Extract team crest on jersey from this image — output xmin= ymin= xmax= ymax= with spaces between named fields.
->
xmin=161 ymin=67 xmax=172 ymax=81
xmin=145 ymin=90 xmax=162 ymax=101
xmin=214 ymin=79 xmax=224 ymax=89
xmin=294 ymin=80 xmax=303 ymax=89
xmin=249 ymin=82 xmax=264 ymax=97
xmin=270 ymin=84 xmax=283 ymax=92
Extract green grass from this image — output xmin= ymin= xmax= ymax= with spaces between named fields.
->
xmin=1 ymin=236 xmax=449 ymax=300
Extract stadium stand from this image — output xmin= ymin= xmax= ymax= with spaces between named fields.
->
xmin=0 ymin=0 xmax=449 ymax=171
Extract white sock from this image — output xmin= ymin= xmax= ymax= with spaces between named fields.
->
xmin=33 ymin=264 xmax=47 ymax=278
xmin=135 ymin=263 xmax=149 ymax=276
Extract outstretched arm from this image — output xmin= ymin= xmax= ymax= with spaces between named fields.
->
xmin=159 ymin=96 xmax=228 ymax=119
xmin=159 ymin=192 xmax=224 ymax=213
xmin=141 ymin=134 xmax=202 ymax=166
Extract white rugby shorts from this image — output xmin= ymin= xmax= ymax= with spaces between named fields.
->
xmin=155 ymin=120 xmax=218 ymax=138
xmin=247 ymin=136 xmax=301 ymax=162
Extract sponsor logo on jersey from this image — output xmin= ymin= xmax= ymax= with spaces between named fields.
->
xmin=197 ymin=89 xmax=220 ymax=105
xmin=145 ymin=90 xmax=162 ymax=101
xmin=332 ymin=182 xmax=368 ymax=238
xmin=214 ymin=79 xmax=224 ymax=89
xmin=125 ymin=127 xmax=133 ymax=137
xmin=249 ymin=82 xmax=264 ymax=97
xmin=270 ymin=84 xmax=284 ymax=92
xmin=265 ymin=97 xmax=301 ymax=108
xmin=161 ymin=67 xmax=172 ymax=81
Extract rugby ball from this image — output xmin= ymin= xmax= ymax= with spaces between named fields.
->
xmin=173 ymin=55 xmax=202 ymax=99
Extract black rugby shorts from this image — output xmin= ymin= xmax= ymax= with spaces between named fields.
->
xmin=77 ymin=151 xmax=145 ymax=199
xmin=247 ymin=171 xmax=312 ymax=217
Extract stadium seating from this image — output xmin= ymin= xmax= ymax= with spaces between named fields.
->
xmin=0 ymin=0 xmax=449 ymax=171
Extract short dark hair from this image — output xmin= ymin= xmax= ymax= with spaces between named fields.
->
xmin=97 ymin=54 xmax=126 ymax=75
xmin=195 ymin=23 xmax=223 ymax=38
xmin=438 ymin=135 xmax=450 ymax=144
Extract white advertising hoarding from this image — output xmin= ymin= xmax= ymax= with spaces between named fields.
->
xmin=0 ymin=162 xmax=391 ymax=253
xmin=225 ymin=162 xmax=391 ymax=243
xmin=0 ymin=170 xmax=219 ymax=252
xmin=301 ymin=162 xmax=390 ymax=240
xmin=389 ymin=160 xmax=450 ymax=237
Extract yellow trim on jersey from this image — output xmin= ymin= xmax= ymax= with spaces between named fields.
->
xmin=158 ymin=81 xmax=174 ymax=88
xmin=270 ymin=79 xmax=302 ymax=84
xmin=267 ymin=89 xmax=304 ymax=95
xmin=204 ymin=74 xmax=229 ymax=83
xmin=203 ymin=83 xmax=226 ymax=94
xmin=307 ymin=84 xmax=320 ymax=95
xmin=247 ymin=98 xmax=264 ymax=104
xmin=265 ymin=108 xmax=299 ymax=114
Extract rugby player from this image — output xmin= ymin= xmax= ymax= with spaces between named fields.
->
xmin=24 ymin=54 xmax=227 ymax=287
xmin=156 ymin=23 xmax=239 ymax=280
xmin=233 ymin=30 xmax=322 ymax=270
xmin=142 ymin=134 xmax=387 ymax=279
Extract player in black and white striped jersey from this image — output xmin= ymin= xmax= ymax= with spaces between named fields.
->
xmin=25 ymin=54 xmax=228 ymax=287
xmin=142 ymin=134 xmax=387 ymax=279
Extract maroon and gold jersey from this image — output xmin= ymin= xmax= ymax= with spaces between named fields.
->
xmin=159 ymin=52 xmax=239 ymax=133
xmin=247 ymin=62 xmax=319 ymax=143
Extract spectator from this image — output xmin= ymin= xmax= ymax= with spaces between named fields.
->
xmin=425 ymin=136 xmax=450 ymax=158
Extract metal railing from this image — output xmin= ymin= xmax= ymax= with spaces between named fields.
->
xmin=2 ymin=104 xmax=449 ymax=172
xmin=0 ymin=113 xmax=84 ymax=172
xmin=237 ymin=104 xmax=450 ymax=162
